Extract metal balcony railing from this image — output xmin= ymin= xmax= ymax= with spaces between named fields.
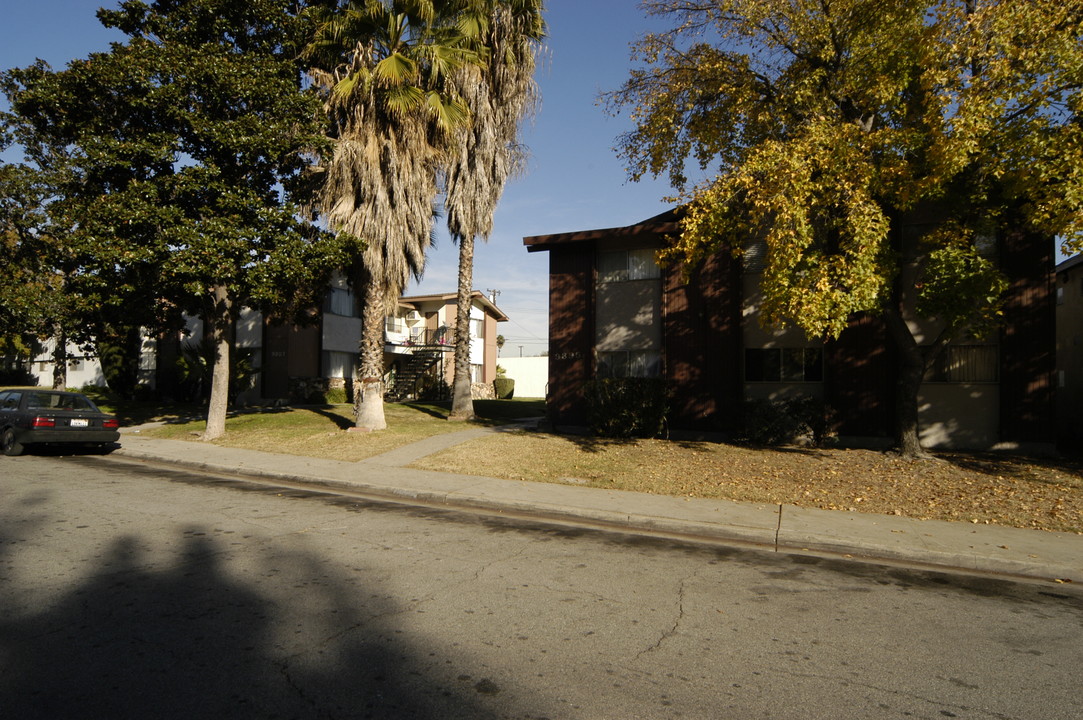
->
xmin=386 ymin=326 xmax=456 ymax=348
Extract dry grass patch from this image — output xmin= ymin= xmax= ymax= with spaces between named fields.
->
xmin=413 ymin=431 xmax=1083 ymax=534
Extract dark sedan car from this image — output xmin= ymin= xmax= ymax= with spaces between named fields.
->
xmin=0 ymin=389 xmax=121 ymax=456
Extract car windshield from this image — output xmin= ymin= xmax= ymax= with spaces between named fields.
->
xmin=26 ymin=392 xmax=97 ymax=412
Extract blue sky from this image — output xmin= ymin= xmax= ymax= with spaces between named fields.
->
xmin=10 ymin=3 xmax=1065 ymax=358
xmin=413 ymin=0 xmax=680 ymax=356
xmin=1 ymin=0 xmax=677 ymax=357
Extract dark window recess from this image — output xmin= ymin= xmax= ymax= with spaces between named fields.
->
xmin=597 ymin=350 xmax=661 ymax=379
xmin=745 ymin=348 xmax=823 ymax=382
xmin=925 ymin=345 xmax=998 ymax=383
xmin=597 ymin=249 xmax=661 ymax=283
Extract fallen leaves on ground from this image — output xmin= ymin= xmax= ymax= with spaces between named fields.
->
xmin=414 ymin=432 xmax=1083 ymax=534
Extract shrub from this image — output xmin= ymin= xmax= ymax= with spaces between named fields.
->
xmin=323 ymin=386 xmax=348 ymax=404
xmin=493 ymin=377 xmax=515 ymax=399
xmin=584 ymin=377 xmax=670 ymax=438
xmin=78 ymin=384 xmax=117 ymax=404
xmin=741 ymin=396 xmax=833 ymax=446
xmin=289 ymin=376 xmax=324 ymax=404
xmin=416 ymin=375 xmax=450 ymax=401
xmin=0 ymin=365 xmax=36 ymax=386
xmin=175 ymin=338 xmax=255 ymax=404
xmin=786 ymin=395 xmax=835 ymax=445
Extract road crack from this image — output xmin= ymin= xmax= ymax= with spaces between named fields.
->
xmin=635 ymin=571 xmax=694 ymax=659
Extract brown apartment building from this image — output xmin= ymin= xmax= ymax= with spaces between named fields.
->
xmin=1057 ymin=253 xmax=1083 ymax=447
xmin=525 ymin=209 xmax=1056 ymax=450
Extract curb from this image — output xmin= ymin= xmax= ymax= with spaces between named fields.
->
xmin=109 ymin=440 xmax=1083 ymax=587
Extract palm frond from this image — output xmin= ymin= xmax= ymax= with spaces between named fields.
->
xmin=374 ymin=51 xmax=419 ymax=84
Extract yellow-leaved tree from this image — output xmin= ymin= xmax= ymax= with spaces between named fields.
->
xmin=607 ymin=0 xmax=1083 ymax=457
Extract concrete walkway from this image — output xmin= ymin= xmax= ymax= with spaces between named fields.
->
xmin=112 ymin=424 xmax=1083 ymax=586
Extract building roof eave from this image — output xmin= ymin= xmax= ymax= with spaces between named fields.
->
xmin=523 ymin=207 xmax=683 ymax=252
xmin=399 ymin=290 xmax=509 ymax=322
xmin=1056 ymin=253 xmax=1083 ymax=275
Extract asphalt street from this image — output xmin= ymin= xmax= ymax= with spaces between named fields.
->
xmin=2 ymin=454 xmax=1081 ymax=719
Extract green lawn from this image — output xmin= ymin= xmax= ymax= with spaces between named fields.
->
xmin=135 ymin=398 xmax=545 ymax=462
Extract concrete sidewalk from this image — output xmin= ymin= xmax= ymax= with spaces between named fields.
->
xmin=111 ymin=426 xmax=1083 ymax=586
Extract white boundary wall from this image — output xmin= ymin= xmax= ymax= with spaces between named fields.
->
xmin=498 ymin=356 xmax=547 ymax=399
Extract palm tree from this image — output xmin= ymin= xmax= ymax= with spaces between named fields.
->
xmin=306 ymin=0 xmax=479 ymax=430
xmin=445 ymin=0 xmax=544 ymax=420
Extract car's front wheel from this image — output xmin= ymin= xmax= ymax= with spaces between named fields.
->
xmin=1 ymin=428 xmax=24 ymax=457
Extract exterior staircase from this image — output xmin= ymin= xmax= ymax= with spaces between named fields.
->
xmin=385 ymin=348 xmax=444 ymax=402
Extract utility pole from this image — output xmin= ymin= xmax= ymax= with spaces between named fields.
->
xmin=486 ymin=288 xmax=501 ymax=304
xmin=518 ymin=345 xmax=523 ymax=357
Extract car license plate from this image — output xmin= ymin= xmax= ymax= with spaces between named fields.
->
xmin=70 ymin=419 xmax=89 ymax=427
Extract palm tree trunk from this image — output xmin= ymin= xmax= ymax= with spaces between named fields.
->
xmin=449 ymin=233 xmax=476 ymax=420
xmin=204 ymin=285 xmax=232 ymax=442
xmin=355 ymin=271 xmax=387 ymax=431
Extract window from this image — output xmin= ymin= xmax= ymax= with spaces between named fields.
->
xmin=745 ymin=348 xmax=823 ymax=382
xmin=325 ymin=288 xmax=356 ymax=317
xmin=322 ymin=351 xmax=358 ymax=380
xmin=26 ymin=392 xmax=94 ymax=411
xmin=744 ymin=239 xmax=767 ymax=272
xmin=598 ymin=350 xmax=661 ymax=379
xmin=471 ymin=364 xmax=483 ymax=383
xmin=598 ymin=249 xmax=661 ymax=283
xmin=925 ymin=345 xmax=998 ymax=383
xmin=385 ymin=315 xmax=404 ymax=334
xmin=470 ymin=318 xmax=484 ymax=338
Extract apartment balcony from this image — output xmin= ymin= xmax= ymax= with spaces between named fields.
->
xmin=385 ymin=326 xmax=456 ymax=354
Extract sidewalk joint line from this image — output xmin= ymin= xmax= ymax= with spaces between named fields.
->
xmin=774 ymin=504 xmax=782 ymax=552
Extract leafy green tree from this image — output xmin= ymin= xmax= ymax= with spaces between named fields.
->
xmin=607 ymin=0 xmax=1082 ymax=456
xmin=0 ymin=132 xmax=90 ymax=390
xmin=0 ymin=160 xmax=54 ymax=363
xmin=305 ymin=0 xmax=482 ymax=430
xmin=445 ymin=0 xmax=544 ymax=421
xmin=4 ymin=0 xmax=337 ymax=436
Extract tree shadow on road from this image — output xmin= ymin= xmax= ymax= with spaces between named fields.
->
xmin=0 ymin=503 xmax=512 ymax=720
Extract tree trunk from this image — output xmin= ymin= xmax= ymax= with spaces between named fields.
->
xmin=203 ymin=285 xmax=232 ymax=442
xmin=449 ymin=233 xmax=476 ymax=421
xmin=894 ymin=343 xmax=927 ymax=459
xmin=355 ymin=272 xmax=387 ymax=431
xmin=883 ymin=307 xmax=929 ymax=459
xmin=52 ymin=327 xmax=67 ymax=390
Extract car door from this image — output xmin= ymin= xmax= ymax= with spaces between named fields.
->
xmin=0 ymin=390 xmax=23 ymax=428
